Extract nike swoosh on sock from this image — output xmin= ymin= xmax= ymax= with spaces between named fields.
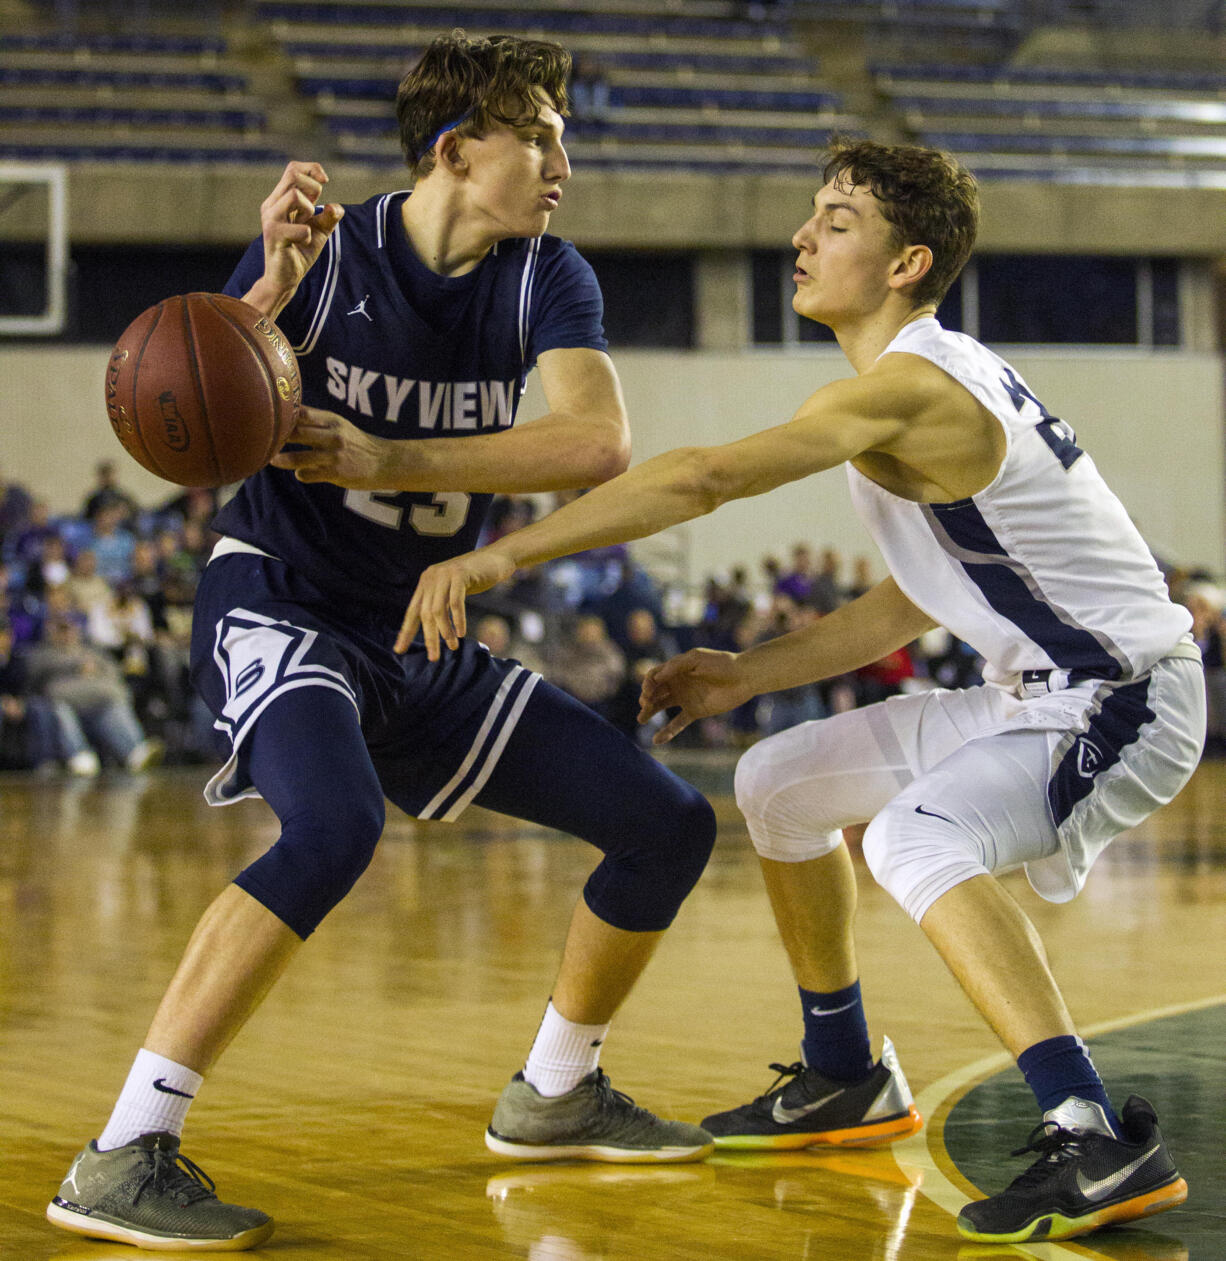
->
xmin=152 ymin=1078 xmax=195 ymax=1099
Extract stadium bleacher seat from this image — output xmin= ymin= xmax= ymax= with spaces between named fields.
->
xmin=257 ymin=0 xmax=852 ymax=174
xmin=872 ymin=58 xmax=1226 ymax=183
xmin=0 ymin=26 xmax=278 ymax=164
xmin=6 ymin=0 xmax=1226 ymax=184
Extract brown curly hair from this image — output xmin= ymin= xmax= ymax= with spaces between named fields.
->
xmin=821 ymin=138 xmax=979 ymax=305
xmin=396 ymin=31 xmax=571 ymax=178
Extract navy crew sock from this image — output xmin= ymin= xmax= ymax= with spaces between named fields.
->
xmin=1017 ymin=1034 xmax=1122 ymax=1137
xmin=799 ymin=980 xmax=874 ymax=1084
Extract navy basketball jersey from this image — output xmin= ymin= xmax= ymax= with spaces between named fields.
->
xmin=214 ymin=190 xmax=608 ymax=625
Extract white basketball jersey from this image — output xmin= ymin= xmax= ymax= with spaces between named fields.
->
xmin=847 ymin=317 xmax=1191 ymax=686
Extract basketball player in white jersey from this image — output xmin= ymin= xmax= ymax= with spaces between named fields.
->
xmin=397 ymin=139 xmax=1205 ymax=1244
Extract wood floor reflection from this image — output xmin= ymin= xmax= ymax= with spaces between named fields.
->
xmin=2 ymin=756 xmax=1224 ymax=1260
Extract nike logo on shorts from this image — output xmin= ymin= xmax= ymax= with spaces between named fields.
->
xmin=914 ymin=804 xmax=957 ymax=825
xmin=1075 ymin=1145 xmax=1161 ymax=1201
xmin=152 ymin=1078 xmax=195 ymax=1099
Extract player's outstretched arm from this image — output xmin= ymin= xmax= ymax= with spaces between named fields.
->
xmin=398 ymin=369 xmax=926 ymax=657
xmin=640 ymin=577 xmax=935 ymax=744
xmin=395 ymin=437 xmax=731 ymax=658
xmin=242 ymin=161 xmax=344 ymax=321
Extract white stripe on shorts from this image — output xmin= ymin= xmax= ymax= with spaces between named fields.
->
xmin=418 ymin=666 xmax=541 ymax=822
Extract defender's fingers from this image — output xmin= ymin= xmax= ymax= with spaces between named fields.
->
xmin=395 ymin=596 xmax=421 ymax=654
xmin=447 ymin=578 xmax=467 ymax=644
xmin=653 ymin=710 xmax=694 ymax=745
xmin=421 ymin=603 xmax=442 ymax=662
xmin=422 ymin=582 xmax=458 ymax=660
xmin=637 ymin=685 xmax=671 ymax=722
xmin=639 ymin=665 xmax=674 ymax=703
xmin=645 ymin=653 xmax=697 ymax=689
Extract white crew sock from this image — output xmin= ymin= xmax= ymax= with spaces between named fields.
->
xmin=522 ymin=1000 xmax=610 ymax=1098
xmin=96 ymin=1048 xmax=203 ymax=1151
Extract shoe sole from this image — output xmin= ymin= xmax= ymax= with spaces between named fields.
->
xmin=485 ymin=1129 xmax=714 ymax=1163
xmin=709 ymin=1105 xmax=923 ymax=1150
xmin=46 ymin=1199 xmax=275 ymax=1252
xmin=956 ymin=1174 xmax=1189 ymax=1243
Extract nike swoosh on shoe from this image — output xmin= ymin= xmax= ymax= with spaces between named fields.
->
xmin=771 ymin=1090 xmax=842 ymax=1125
xmin=1075 ymin=1145 xmax=1161 ymax=1201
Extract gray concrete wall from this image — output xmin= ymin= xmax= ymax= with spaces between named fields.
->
xmin=5 ymin=165 xmax=1226 ymax=256
xmin=5 ymin=342 xmax=1222 ymax=586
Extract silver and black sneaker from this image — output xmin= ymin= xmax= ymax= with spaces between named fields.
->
xmin=46 ymin=1131 xmax=273 ymax=1252
xmin=957 ymin=1095 xmax=1187 ymax=1243
xmin=701 ymin=1035 xmax=923 ymax=1149
xmin=486 ymin=1070 xmax=714 ymax=1163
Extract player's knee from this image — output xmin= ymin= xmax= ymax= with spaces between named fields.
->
xmin=308 ymin=791 xmax=386 ymax=886
xmin=582 ymin=782 xmax=715 ymax=932
xmin=239 ymin=792 xmax=386 ymax=937
xmin=735 ymin=735 xmax=844 ymax=863
xmin=640 ymin=780 xmax=716 ymax=895
xmin=667 ymin=782 xmax=717 ymax=885
xmin=733 ymin=730 xmax=779 ymax=818
xmin=861 ymin=800 xmax=988 ymax=923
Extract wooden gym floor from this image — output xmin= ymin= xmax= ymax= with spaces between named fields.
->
xmin=1 ymin=753 xmax=1223 ymax=1260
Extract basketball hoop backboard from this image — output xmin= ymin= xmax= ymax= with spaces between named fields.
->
xmin=0 ymin=163 xmax=68 ymax=336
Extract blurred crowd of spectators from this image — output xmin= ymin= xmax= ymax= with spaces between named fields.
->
xmin=2 ymin=472 xmax=1223 ymax=775
xmin=0 ymin=460 xmax=217 ymax=775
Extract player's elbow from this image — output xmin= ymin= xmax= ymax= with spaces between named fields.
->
xmin=584 ymin=418 xmax=633 ymax=484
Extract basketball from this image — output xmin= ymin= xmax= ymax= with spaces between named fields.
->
xmin=104 ymin=292 xmax=300 ymax=489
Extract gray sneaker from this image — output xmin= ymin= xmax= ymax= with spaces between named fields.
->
xmin=486 ymin=1070 xmax=714 ymax=1163
xmin=46 ymin=1132 xmax=273 ymax=1251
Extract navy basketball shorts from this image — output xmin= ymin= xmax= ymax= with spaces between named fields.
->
xmin=189 ymin=552 xmax=715 ymax=937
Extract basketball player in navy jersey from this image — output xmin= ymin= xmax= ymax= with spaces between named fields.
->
xmin=402 ymin=139 xmax=1204 ymax=1244
xmin=48 ymin=34 xmax=715 ymax=1252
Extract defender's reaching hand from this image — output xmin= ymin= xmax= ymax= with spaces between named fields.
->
xmin=638 ymin=648 xmax=755 ymax=744
xmin=396 ymin=549 xmax=518 ymax=658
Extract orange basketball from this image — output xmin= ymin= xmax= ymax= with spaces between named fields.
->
xmin=104 ymin=292 xmax=300 ymax=488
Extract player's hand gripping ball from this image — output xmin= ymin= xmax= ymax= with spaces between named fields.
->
xmin=104 ymin=292 xmax=300 ymax=488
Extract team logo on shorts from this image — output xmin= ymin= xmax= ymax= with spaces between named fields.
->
xmin=234 ymin=658 xmax=265 ymax=698
xmin=211 ymin=609 xmax=356 ymax=742
xmin=1075 ymin=736 xmax=1104 ymax=778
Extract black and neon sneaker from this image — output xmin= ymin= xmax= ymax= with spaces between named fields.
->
xmin=486 ymin=1070 xmax=714 ymax=1163
xmin=957 ymin=1095 xmax=1188 ymax=1243
xmin=46 ymin=1131 xmax=273 ymax=1251
xmin=701 ymin=1035 xmax=922 ymax=1149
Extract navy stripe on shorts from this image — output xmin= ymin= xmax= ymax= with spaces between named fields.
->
xmin=1047 ymin=677 xmax=1156 ymax=828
